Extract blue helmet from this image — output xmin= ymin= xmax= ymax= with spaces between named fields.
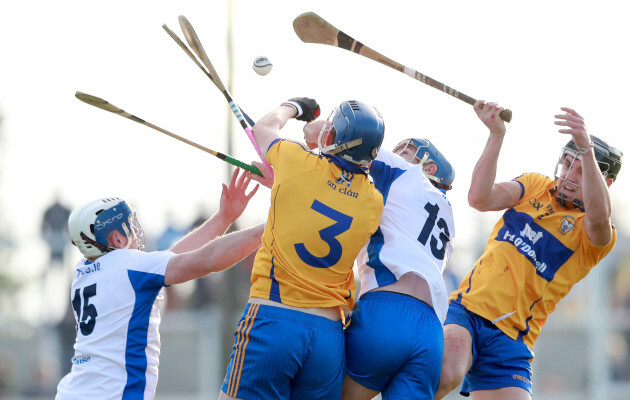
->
xmin=319 ymin=100 xmax=385 ymax=165
xmin=394 ymin=138 xmax=455 ymax=190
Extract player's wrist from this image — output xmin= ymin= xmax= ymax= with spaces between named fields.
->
xmin=281 ymin=102 xmax=301 ymax=118
xmin=573 ymin=140 xmax=593 ymax=154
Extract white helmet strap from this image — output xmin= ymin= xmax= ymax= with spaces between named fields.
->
xmin=121 ymin=223 xmax=134 ymax=250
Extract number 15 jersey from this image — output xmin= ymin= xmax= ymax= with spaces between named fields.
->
xmin=56 ymin=249 xmax=174 ymax=400
xmin=249 ymin=139 xmax=384 ymax=312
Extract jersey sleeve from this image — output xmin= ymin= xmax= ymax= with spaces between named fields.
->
xmin=512 ymin=173 xmax=553 ymax=205
xmin=577 ymin=221 xmax=618 ymax=271
xmin=120 ymin=249 xmax=175 ymax=288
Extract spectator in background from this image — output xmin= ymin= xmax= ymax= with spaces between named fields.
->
xmin=41 ymin=194 xmax=71 ymax=267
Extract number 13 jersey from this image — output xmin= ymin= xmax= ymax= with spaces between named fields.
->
xmin=249 ymin=139 xmax=384 ymax=312
xmin=356 ymin=149 xmax=455 ymax=323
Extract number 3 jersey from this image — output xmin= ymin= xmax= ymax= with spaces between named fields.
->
xmin=450 ymin=172 xmax=617 ymax=349
xmin=56 ymin=249 xmax=174 ymax=400
xmin=356 ymin=149 xmax=455 ymax=323
xmin=249 ymin=139 xmax=384 ymax=312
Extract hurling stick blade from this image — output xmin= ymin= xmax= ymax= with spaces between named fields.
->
xmin=293 ymin=12 xmax=512 ymax=123
xmin=293 ymin=11 xmax=340 ymax=46
xmin=162 ymin=24 xmax=215 ymax=83
xmin=75 ymin=91 xmax=141 ymax=122
xmin=176 ymin=15 xmax=274 ymax=176
xmin=178 ymin=15 xmax=227 ymax=93
xmin=74 ymin=91 xmax=262 ymax=176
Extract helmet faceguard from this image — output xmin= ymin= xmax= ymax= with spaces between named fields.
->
xmin=318 ymin=100 xmax=385 ymax=165
xmin=394 ymin=138 xmax=455 ymax=190
xmin=552 ymin=135 xmax=623 ymax=209
xmin=68 ymin=197 xmax=145 ymax=259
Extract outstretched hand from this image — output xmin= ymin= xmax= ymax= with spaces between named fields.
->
xmin=245 ymin=161 xmax=274 ymax=189
xmin=554 ymin=107 xmax=591 ymax=148
xmin=474 ymin=100 xmax=506 ymax=136
xmin=219 ymin=168 xmax=259 ymax=222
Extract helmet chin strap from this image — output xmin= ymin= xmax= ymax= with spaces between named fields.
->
xmin=325 ymin=138 xmax=363 ymax=155
xmin=121 ymin=223 xmax=143 ymax=250
xmin=317 ymin=124 xmax=363 ymax=156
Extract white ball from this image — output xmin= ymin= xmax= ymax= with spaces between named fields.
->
xmin=253 ymin=56 xmax=273 ymax=76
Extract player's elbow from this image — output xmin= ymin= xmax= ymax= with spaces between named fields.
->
xmin=468 ymin=191 xmax=491 ymax=211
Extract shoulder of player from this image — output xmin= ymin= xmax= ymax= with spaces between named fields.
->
xmin=512 ymin=172 xmax=553 ymax=185
xmin=98 ymin=248 xmax=173 ymax=266
xmin=273 ymin=138 xmax=312 ymax=152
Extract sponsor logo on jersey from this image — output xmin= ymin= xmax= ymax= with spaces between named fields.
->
xmin=529 ymin=198 xmax=543 ymax=211
xmin=536 ymin=204 xmax=556 ymax=220
xmin=327 ymin=179 xmax=359 ymax=198
xmin=521 ymin=223 xmax=544 ymax=244
xmin=496 ymin=209 xmax=574 ymax=282
xmin=76 ymin=262 xmax=102 ymax=277
xmin=501 ymin=224 xmax=548 ymax=274
xmin=558 ymin=216 xmax=576 ymax=235
xmin=336 ymin=170 xmax=354 ymax=187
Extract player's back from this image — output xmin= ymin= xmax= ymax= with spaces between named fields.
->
xmin=250 ymin=140 xmax=384 ymax=311
xmin=56 ymin=249 xmax=173 ymax=400
xmin=357 ymin=149 xmax=455 ymax=323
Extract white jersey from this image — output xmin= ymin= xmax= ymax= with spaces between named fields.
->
xmin=56 ymin=249 xmax=175 ymax=400
xmin=357 ymin=149 xmax=455 ymax=323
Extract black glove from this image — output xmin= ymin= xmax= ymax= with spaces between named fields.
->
xmin=282 ymin=97 xmax=320 ymax=122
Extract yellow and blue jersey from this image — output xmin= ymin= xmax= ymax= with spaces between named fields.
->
xmin=450 ymin=173 xmax=616 ymax=348
xmin=249 ymin=139 xmax=383 ymax=312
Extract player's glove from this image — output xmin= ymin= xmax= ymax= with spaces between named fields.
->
xmin=282 ymin=97 xmax=320 ymax=122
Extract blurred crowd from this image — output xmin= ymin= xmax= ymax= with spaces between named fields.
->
xmin=0 ymin=196 xmax=629 ymax=399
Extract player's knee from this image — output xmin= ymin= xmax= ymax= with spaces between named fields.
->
xmin=437 ymin=363 xmax=464 ymax=395
xmin=436 ymin=352 xmax=469 ymax=398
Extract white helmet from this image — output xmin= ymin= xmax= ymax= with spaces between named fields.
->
xmin=68 ymin=197 xmax=145 ymax=259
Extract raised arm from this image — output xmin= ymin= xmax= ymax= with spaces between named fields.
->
xmin=252 ymin=97 xmax=320 ymax=159
xmin=555 ymin=107 xmax=613 ymax=246
xmin=170 ymin=168 xmax=259 ymax=254
xmin=164 ymin=223 xmax=264 ymax=285
xmin=468 ymin=100 xmax=522 ymax=211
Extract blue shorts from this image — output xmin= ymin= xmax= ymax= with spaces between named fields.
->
xmin=221 ymin=303 xmax=345 ymax=400
xmin=444 ymin=301 xmax=534 ymax=396
xmin=345 ymin=291 xmax=444 ymax=399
